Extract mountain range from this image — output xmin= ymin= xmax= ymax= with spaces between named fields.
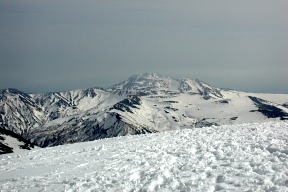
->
xmin=1 ymin=73 xmax=288 ymax=152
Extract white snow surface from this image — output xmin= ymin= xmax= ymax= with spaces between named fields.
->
xmin=0 ymin=135 xmax=28 ymax=153
xmin=1 ymin=122 xmax=288 ymax=192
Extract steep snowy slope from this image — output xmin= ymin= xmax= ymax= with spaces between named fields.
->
xmin=0 ymin=122 xmax=287 ymax=192
xmin=0 ymin=88 xmax=43 ymax=135
xmin=1 ymin=73 xmax=288 ymax=147
xmin=0 ymin=128 xmax=36 ymax=154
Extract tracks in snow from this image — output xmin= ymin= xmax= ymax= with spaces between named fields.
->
xmin=0 ymin=122 xmax=288 ymax=191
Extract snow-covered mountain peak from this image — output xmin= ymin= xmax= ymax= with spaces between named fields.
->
xmin=0 ymin=88 xmax=30 ymax=99
xmin=1 ymin=73 xmax=288 ymax=149
xmin=116 ymin=73 xmax=171 ymax=87
xmin=111 ymin=73 xmax=178 ymax=95
xmin=1 ymin=88 xmax=23 ymax=95
xmin=112 ymin=73 xmax=223 ymax=99
xmin=128 ymin=72 xmax=163 ymax=80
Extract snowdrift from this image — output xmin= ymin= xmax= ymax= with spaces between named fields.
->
xmin=1 ymin=121 xmax=287 ymax=191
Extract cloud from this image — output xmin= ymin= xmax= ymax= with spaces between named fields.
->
xmin=0 ymin=0 xmax=287 ymax=93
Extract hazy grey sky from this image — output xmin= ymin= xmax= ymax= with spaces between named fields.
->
xmin=1 ymin=0 xmax=287 ymax=93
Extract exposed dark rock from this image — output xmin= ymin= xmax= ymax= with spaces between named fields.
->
xmin=249 ymin=96 xmax=288 ymax=120
xmin=111 ymin=96 xmax=141 ymax=113
xmin=163 ymin=101 xmax=178 ymax=104
xmin=0 ymin=142 xmax=13 ymax=154
xmin=164 ymin=106 xmax=178 ymax=111
xmin=195 ymin=79 xmax=223 ymax=99
xmin=217 ymin=99 xmax=230 ymax=104
xmin=0 ymin=128 xmax=36 ymax=154
xmin=194 ymin=120 xmax=218 ymax=128
xmin=83 ymin=88 xmax=97 ymax=97
xmin=1 ymin=74 xmax=287 ymax=150
xmin=30 ymin=112 xmax=156 ymax=148
xmin=172 ymin=116 xmax=179 ymax=122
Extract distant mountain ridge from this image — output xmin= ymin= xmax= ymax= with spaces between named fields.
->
xmin=1 ymin=73 xmax=288 ymax=150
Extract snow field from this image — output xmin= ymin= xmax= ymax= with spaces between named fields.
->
xmin=0 ymin=121 xmax=288 ymax=192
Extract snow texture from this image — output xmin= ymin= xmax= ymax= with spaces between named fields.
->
xmin=1 ymin=121 xmax=288 ymax=192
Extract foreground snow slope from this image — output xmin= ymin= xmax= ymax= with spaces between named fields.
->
xmin=1 ymin=122 xmax=288 ymax=192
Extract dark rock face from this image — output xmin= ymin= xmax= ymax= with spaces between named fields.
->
xmin=230 ymin=117 xmax=238 ymax=120
xmin=249 ymin=96 xmax=288 ymax=120
xmin=30 ymin=112 xmax=156 ymax=148
xmin=217 ymin=99 xmax=230 ymax=104
xmin=0 ymin=139 xmax=13 ymax=154
xmin=194 ymin=79 xmax=223 ymax=100
xmin=194 ymin=119 xmax=218 ymax=128
xmin=83 ymin=88 xmax=97 ymax=97
xmin=111 ymin=96 xmax=141 ymax=113
xmin=164 ymin=106 xmax=178 ymax=111
xmin=0 ymin=88 xmax=43 ymax=135
xmin=0 ymin=128 xmax=36 ymax=154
